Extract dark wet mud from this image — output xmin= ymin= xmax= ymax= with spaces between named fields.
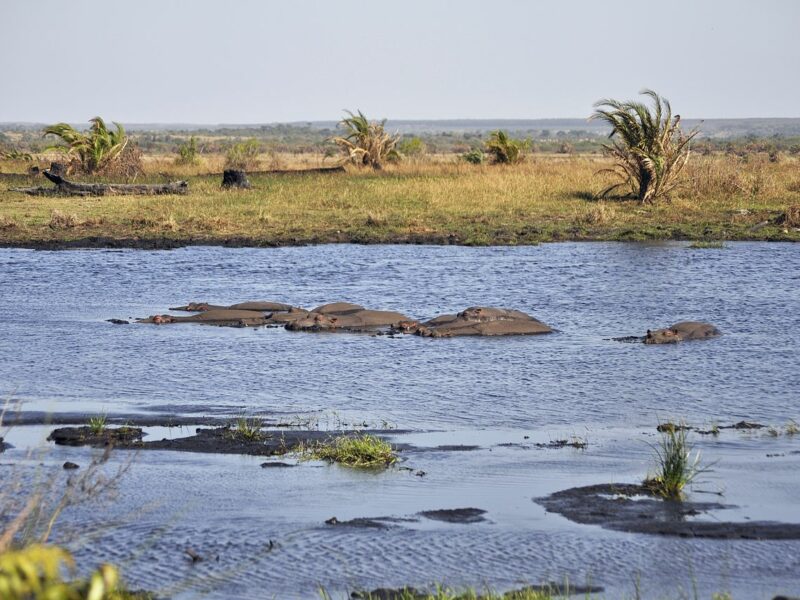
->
xmin=47 ymin=425 xmax=403 ymax=457
xmin=537 ymin=483 xmax=800 ymax=540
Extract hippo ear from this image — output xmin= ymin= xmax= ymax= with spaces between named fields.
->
xmin=646 ymin=329 xmax=652 ymax=337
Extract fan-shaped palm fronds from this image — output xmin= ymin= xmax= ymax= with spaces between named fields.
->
xmin=591 ymin=89 xmax=699 ymax=203
xmin=332 ymin=110 xmax=400 ymax=170
xmin=484 ymin=130 xmax=529 ymax=164
xmin=43 ymin=117 xmax=128 ymax=174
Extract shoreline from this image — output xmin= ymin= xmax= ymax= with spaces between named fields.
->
xmin=1 ymin=230 xmax=797 ymax=250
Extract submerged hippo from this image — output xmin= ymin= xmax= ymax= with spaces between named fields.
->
xmin=285 ymin=302 xmax=412 ymax=332
xmin=137 ymin=309 xmax=268 ymax=327
xmin=409 ymin=307 xmax=553 ymax=337
xmin=644 ymin=321 xmax=721 ymax=344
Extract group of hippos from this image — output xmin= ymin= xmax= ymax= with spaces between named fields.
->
xmin=136 ymin=301 xmax=721 ymax=344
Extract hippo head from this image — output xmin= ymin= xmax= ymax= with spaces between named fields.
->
xmin=644 ymin=327 xmax=682 ymax=344
xmin=459 ymin=307 xmax=489 ymax=322
xmin=393 ymin=320 xmax=421 ymax=333
xmin=186 ymin=302 xmax=210 ymax=311
xmin=151 ymin=314 xmax=175 ymax=325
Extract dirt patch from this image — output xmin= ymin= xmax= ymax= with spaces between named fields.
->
xmin=418 ymin=508 xmax=487 ymax=524
xmin=537 ymin=483 xmax=800 ymax=539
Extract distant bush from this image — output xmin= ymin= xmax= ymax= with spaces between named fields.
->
xmin=176 ymin=136 xmax=200 ymax=165
xmin=591 ymin=89 xmax=699 ymax=203
xmin=460 ymin=149 xmax=485 ymax=164
xmin=557 ymin=141 xmax=575 ymax=155
xmin=43 ymin=117 xmax=130 ymax=175
xmin=398 ymin=137 xmax=427 ymax=158
xmin=0 ymin=147 xmax=33 ymax=161
xmin=484 ymin=130 xmax=530 ymax=164
xmin=224 ymin=139 xmax=261 ymax=171
xmin=332 ymin=110 xmax=400 ymax=169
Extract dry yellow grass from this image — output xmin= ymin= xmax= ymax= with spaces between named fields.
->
xmin=1 ymin=154 xmax=798 ymax=247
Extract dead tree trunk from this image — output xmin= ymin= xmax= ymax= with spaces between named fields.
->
xmin=221 ymin=169 xmax=251 ymax=189
xmin=11 ymin=171 xmax=189 ymax=197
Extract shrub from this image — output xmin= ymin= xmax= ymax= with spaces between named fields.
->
xmin=0 ymin=148 xmax=33 ymax=161
xmin=591 ymin=89 xmax=699 ymax=203
xmin=398 ymin=137 xmax=427 ymax=158
xmin=484 ymin=130 xmax=529 ymax=164
xmin=460 ymin=149 xmax=485 ymax=164
xmin=557 ymin=141 xmax=575 ymax=155
xmin=332 ymin=110 xmax=400 ymax=169
xmin=48 ymin=210 xmax=79 ymax=230
xmin=224 ymin=139 xmax=261 ymax=171
xmin=176 ymin=136 xmax=199 ymax=165
xmin=43 ymin=117 xmax=129 ymax=175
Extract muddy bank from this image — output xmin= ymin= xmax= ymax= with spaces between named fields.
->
xmin=47 ymin=425 xmax=404 ymax=457
xmin=537 ymin=483 xmax=800 ymax=539
xmin=0 ymin=232 xmax=475 ymax=251
xmin=351 ymin=582 xmax=604 ymax=599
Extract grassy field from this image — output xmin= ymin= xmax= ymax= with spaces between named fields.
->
xmin=1 ymin=154 xmax=798 ymax=247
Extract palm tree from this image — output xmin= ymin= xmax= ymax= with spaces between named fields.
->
xmin=484 ymin=130 xmax=529 ymax=164
xmin=332 ymin=110 xmax=399 ymax=169
xmin=43 ymin=117 xmax=128 ymax=174
xmin=591 ymin=89 xmax=699 ymax=203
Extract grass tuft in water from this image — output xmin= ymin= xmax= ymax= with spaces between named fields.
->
xmin=302 ymin=434 xmax=396 ymax=468
xmin=231 ymin=415 xmax=264 ymax=441
xmin=644 ymin=425 xmax=703 ymax=499
xmin=688 ymin=240 xmax=726 ymax=249
xmin=87 ymin=413 xmax=107 ymax=435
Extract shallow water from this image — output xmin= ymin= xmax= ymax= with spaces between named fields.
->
xmin=1 ymin=242 xmax=799 ymax=599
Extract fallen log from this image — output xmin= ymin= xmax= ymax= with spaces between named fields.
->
xmin=11 ymin=171 xmax=188 ymax=197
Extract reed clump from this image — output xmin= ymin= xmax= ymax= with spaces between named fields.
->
xmin=644 ymin=425 xmax=704 ymax=499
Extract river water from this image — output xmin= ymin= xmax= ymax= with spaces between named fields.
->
xmin=1 ymin=243 xmax=799 ymax=599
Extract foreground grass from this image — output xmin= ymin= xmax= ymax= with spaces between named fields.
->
xmin=1 ymin=155 xmax=799 ymax=247
xmin=302 ymin=433 xmax=397 ymax=468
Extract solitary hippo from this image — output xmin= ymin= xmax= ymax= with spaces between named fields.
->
xmin=644 ymin=321 xmax=721 ymax=344
xmin=412 ymin=307 xmax=553 ymax=337
xmin=137 ymin=309 xmax=269 ymax=327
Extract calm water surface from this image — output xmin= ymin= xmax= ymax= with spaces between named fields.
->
xmin=1 ymin=243 xmax=799 ymax=599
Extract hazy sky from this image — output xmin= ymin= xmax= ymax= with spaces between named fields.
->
xmin=1 ymin=0 xmax=798 ymax=123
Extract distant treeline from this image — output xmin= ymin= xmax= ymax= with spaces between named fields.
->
xmin=3 ymin=119 xmax=800 ymax=156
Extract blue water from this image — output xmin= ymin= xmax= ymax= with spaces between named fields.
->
xmin=1 ymin=242 xmax=799 ymax=599
xmin=1 ymin=242 xmax=798 ymax=428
